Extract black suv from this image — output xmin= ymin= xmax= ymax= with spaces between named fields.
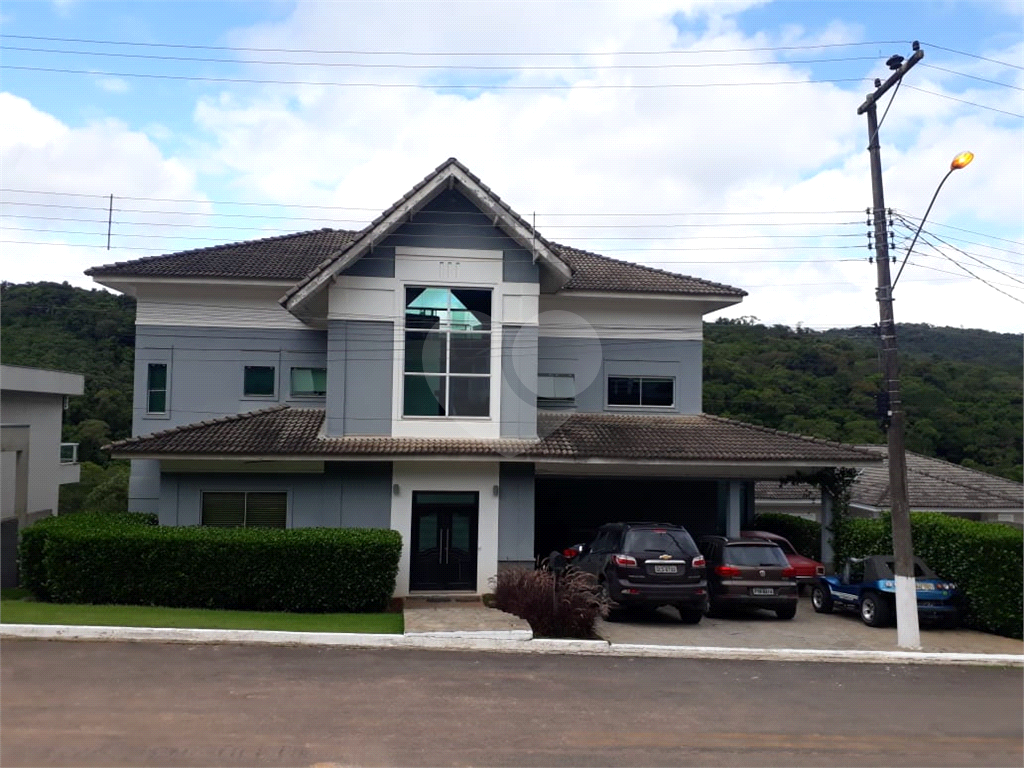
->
xmin=697 ymin=536 xmax=799 ymax=619
xmin=569 ymin=522 xmax=708 ymax=623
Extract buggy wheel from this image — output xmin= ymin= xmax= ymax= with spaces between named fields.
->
xmin=860 ymin=592 xmax=892 ymax=627
xmin=811 ymin=585 xmax=833 ymax=613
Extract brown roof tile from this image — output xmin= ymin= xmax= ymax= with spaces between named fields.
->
xmin=756 ymin=445 xmax=1023 ymax=510
xmin=107 ymin=407 xmax=878 ymax=466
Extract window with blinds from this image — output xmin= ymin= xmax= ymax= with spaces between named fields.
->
xmin=201 ymin=492 xmax=287 ymax=528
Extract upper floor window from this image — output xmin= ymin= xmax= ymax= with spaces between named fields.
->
xmin=147 ymin=363 xmax=168 ymax=414
xmin=244 ymin=365 xmax=276 ymax=397
xmin=290 ymin=367 xmax=327 ymax=397
xmin=537 ymin=373 xmax=575 ymax=408
xmin=403 ymin=287 xmax=491 ymax=417
xmin=607 ymin=376 xmax=674 ymax=408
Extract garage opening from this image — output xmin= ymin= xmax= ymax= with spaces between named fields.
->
xmin=534 ymin=476 xmax=719 ymax=558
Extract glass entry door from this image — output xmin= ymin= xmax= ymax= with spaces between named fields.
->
xmin=410 ymin=491 xmax=478 ymax=591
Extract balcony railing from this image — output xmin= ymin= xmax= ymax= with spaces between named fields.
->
xmin=59 ymin=443 xmax=78 ymax=464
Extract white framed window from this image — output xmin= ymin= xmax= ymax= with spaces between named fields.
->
xmin=607 ymin=376 xmax=674 ymax=408
xmin=537 ymin=373 xmax=576 ymax=408
xmin=146 ymin=363 xmax=168 ymax=414
xmin=402 ymin=286 xmax=492 ymax=417
xmin=290 ymin=367 xmax=327 ymax=397
xmin=201 ymin=491 xmax=287 ymax=528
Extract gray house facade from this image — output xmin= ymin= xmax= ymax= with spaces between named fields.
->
xmin=90 ymin=159 xmax=878 ymax=596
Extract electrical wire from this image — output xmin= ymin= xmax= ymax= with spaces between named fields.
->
xmin=902 ymin=84 xmax=1024 ymax=118
xmin=893 ymin=210 xmax=1024 ymax=247
xmin=919 ymin=42 xmax=1024 ymax=71
xmin=912 ymin=233 xmax=1024 ymax=303
xmin=919 ymin=63 xmax=1024 ymax=90
xmin=0 ymin=64 xmax=874 ymax=90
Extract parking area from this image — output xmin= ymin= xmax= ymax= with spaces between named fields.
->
xmin=594 ymin=595 xmax=1024 ymax=655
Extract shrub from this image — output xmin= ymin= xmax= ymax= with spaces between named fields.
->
xmin=836 ymin=513 xmax=1022 ymax=639
xmin=751 ymin=512 xmax=822 ymax=560
xmin=491 ymin=566 xmax=607 ymax=638
xmin=19 ymin=513 xmax=401 ymax=613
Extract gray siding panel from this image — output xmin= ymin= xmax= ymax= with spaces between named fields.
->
xmin=327 ymin=319 xmax=393 ymax=436
xmin=346 ymin=188 xmax=539 ymax=283
xmin=538 ymin=336 xmax=702 ymax=414
xmin=498 ymin=462 xmax=535 ymax=562
xmin=158 ymin=462 xmax=393 ymax=529
xmin=500 ymin=325 xmax=538 ymax=438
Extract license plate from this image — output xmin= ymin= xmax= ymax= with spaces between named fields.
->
xmin=750 ymin=587 xmax=774 ymax=596
xmin=653 ymin=565 xmax=678 ymax=574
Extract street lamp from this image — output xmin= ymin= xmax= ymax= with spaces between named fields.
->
xmin=893 ymin=151 xmax=975 ymax=288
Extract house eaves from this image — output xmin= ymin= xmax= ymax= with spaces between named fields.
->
xmin=283 ymin=157 xmax=573 ymax=317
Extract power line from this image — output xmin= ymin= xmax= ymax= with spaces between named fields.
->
xmin=919 ymin=41 xmax=1024 ymax=71
xmin=902 ymin=84 xmax=1024 ymax=118
xmin=1 ymin=44 xmax=882 ymax=72
xmin=0 ymin=64 xmax=874 ymax=90
xmin=0 ymin=33 xmax=913 ymax=57
xmin=919 ymin=63 xmax=1024 ymax=91
xmin=893 ymin=209 xmax=1024 ymax=247
xmin=912 ymin=228 xmax=1024 ymax=286
xmin=913 ymin=234 xmax=1024 ymax=303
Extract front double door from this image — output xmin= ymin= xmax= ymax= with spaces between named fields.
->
xmin=410 ymin=491 xmax=479 ymax=591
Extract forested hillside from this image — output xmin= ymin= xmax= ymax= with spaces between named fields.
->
xmin=2 ymin=282 xmax=1021 ymax=481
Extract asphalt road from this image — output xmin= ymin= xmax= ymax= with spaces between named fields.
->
xmin=2 ymin=640 xmax=1021 ymax=768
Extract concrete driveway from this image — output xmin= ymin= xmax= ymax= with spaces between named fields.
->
xmin=595 ymin=595 xmax=1024 ymax=655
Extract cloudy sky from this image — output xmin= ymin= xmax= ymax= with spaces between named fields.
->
xmin=2 ymin=0 xmax=1021 ymax=333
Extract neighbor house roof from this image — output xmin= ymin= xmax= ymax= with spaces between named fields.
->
xmin=756 ymin=445 xmax=1023 ymax=511
xmin=107 ymin=407 xmax=878 ymax=467
xmin=87 ymin=158 xmax=745 ymax=300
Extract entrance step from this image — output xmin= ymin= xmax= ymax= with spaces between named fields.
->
xmin=404 ymin=594 xmax=482 ymax=608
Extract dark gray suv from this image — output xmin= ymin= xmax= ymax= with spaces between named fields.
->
xmin=697 ymin=536 xmax=799 ymax=619
xmin=568 ymin=522 xmax=708 ymax=623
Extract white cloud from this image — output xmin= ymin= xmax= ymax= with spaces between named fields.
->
xmin=96 ymin=77 xmax=129 ymax=93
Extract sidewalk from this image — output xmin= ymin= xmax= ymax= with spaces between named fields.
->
xmin=4 ymin=596 xmax=1021 ymax=666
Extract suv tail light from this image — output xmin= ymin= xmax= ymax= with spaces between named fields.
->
xmin=612 ymin=554 xmax=637 ymax=567
xmin=692 ymin=554 xmax=706 ymax=569
xmin=716 ymin=565 xmax=742 ymax=578
xmin=782 ymin=566 xmax=796 ymax=578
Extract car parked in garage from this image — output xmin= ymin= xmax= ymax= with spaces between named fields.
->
xmin=566 ymin=522 xmax=708 ymax=624
xmin=697 ymin=536 xmax=799 ymax=619
xmin=810 ymin=555 xmax=962 ymax=628
xmin=740 ymin=530 xmax=825 ymax=591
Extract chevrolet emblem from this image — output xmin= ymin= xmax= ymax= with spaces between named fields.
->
xmin=660 ymin=554 xmax=673 ymax=560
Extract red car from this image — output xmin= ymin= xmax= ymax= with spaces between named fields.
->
xmin=740 ymin=530 xmax=824 ymax=590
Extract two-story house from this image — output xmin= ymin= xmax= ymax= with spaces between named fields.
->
xmin=89 ymin=158 xmax=878 ymax=596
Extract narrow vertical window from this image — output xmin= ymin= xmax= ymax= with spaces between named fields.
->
xmin=147 ymin=363 xmax=168 ymax=414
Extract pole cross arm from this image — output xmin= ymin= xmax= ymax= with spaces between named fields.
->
xmin=858 ymin=47 xmax=924 ymax=114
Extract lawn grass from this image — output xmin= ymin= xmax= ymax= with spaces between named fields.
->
xmin=0 ymin=598 xmax=403 ymax=634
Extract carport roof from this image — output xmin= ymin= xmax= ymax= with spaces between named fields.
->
xmin=107 ymin=406 xmax=880 ymax=468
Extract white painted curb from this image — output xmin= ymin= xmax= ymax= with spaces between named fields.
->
xmin=2 ymin=624 xmax=1021 ymax=667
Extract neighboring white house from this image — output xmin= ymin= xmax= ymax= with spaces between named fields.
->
xmin=755 ymin=445 xmax=1023 ymax=528
xmin=1 ymin=364 xmax=85 ymax=587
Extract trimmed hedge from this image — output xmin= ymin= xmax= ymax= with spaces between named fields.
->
xmin=836 ymin=513 xmax=1022 ymax=639
xmin=19 ymin=513 xmax=401 ymax=613
xmin=750 ymin=512 xmax=822 ymax=560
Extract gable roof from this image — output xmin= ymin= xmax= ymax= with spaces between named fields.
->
xmin=86 ymin=159 xmax=746 ymax=301
xmin=282 ymin=158 xmax=573 ymax=313
xmin=107 ymin=406 xmax=878 ymax=468
xmin=756 ymin=445 xmax=1023 ymax=511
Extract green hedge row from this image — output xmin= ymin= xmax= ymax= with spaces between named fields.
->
xmin=836 ymin=513 xmax=1022 ymax=639
xmin=19 ymin=513 xmax=402 ymax=613
xmin=750 ymin=512 xmax=822 ymax=560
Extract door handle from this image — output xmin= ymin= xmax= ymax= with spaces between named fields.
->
xmin=444 ymin=529 xmax=451 ymax=564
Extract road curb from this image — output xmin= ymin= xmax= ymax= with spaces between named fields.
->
xmin=3 ymin=624 xmax=1021 ymax=666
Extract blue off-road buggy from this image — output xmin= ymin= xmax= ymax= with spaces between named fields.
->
xmin=810 ymin=555 xmax=962 ymax=628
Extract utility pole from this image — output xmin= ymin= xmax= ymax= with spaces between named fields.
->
xmin=857 ymin=42 xmax=923 ymax=649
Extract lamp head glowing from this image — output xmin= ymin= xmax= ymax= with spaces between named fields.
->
xmin=950 ymin=151 xmax=974 ymax=170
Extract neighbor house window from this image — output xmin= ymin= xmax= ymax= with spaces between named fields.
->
xmin=607 ymin=376 xmax=674 ymax=407
xmin=403 ymin=287 xmax=491 ymax=417
xmin=290 ymin=367 xmax=327 ymax=397
xmin=244 ymin=365 xmax=276 ymax=397
xmin=201 ymin=492 xmax=287 ymax=528
xmin=537 ymin=373 xmax=576 ymax=408
xmin=147 ymin=363 xmax=168 ymax=414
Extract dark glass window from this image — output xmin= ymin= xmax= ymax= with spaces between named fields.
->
xmin=244 ymin=365 xmax=276 ymax=397
xmin=403 ymin=287 xmax=491 ymax=417
xmin=723 ymin=545 xmax=790 ymax=567
xmin=607 ymin=376 xmax=674 ymax=407
xmin=201 ymin=491 xmax=286 ymax=528
xmin=147 ymin=363 xmax=168 ymax=414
